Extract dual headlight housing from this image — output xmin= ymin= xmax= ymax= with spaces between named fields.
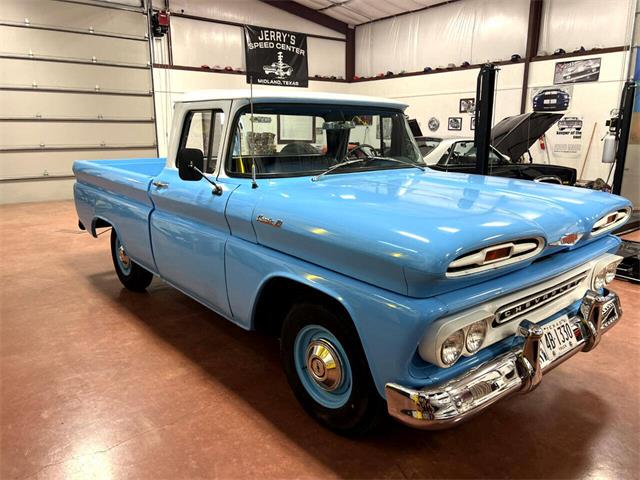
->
xmin=591 ymin=258 xmax=621 ymax=290
xmin=439 ymin=318 xmax=488 ymax=366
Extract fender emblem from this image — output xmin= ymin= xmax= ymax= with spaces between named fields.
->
xmin=256 ymin=215 xmax=283 ymax=228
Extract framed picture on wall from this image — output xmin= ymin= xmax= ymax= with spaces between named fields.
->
xmin=459 ymin=98 xmax=475 ymax=113
xmin=554 ymin=58 xmax=601 ymax=84
xmin=470 ymin=116 xmax=476 ymax=130
xmin=448 ymin=117 xmax=462 ymax=131
xmin=277 ymin=115 xmax=315 ymax=143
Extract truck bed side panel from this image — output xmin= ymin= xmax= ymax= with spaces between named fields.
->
xmin=73 ymin=158 xmax=166 ymax=272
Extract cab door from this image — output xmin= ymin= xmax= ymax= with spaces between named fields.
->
xmin=149 ymin=102 xmax=235 ymax=318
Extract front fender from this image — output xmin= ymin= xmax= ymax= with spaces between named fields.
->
xmin=224 ymin=236 xmax=446 ymax=397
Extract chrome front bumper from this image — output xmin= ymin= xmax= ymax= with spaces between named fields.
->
xmin=385 ymin=288 xmax=622 ymax=429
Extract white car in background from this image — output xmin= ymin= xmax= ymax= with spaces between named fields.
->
xmin=416 ymin=112 xmax=577 ymax=185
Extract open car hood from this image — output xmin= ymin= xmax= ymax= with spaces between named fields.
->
xmin=492 ymin=113 xmax=563 ymax=160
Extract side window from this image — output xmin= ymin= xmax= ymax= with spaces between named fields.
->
xmin=178 ymin=110 xmax=224 ymax=174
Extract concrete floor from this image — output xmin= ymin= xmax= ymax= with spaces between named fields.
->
xmin=1 ymin=200 xmax=639 ymax=479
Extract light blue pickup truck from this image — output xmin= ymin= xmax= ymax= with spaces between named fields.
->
xmin=74 ymin=90 xmax=631 ymax=434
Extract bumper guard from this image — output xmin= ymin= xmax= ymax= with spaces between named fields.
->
xmin=385 ymin=288 xmax=622 ymax=429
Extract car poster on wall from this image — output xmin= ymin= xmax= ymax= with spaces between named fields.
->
xmin=244 ymin=25 xmax=308 ymax=87
xmin=553 ymin=115 xmax=583 ymax=157
xmin=554 ymin=58 xmax=601 ymax=84
xmin=531 ymin=85 xmax=573 ymax=112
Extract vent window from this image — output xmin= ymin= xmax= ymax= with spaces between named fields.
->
xmin=447 ymin=238 xmax=544 ymax=277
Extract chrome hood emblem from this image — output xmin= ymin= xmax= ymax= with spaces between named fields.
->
xmin=550 ymin=232 xmax=582 ymax=246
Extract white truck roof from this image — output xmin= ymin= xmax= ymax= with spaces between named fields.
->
xmin=179 ymin=89 xmax=408 ymax=109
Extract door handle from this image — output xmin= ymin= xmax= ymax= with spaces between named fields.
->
xmin=152 ymin=180 xmax=169 ymax=189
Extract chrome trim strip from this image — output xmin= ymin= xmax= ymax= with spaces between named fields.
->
xmin=386 ymin=288 xmax=622 ymax=429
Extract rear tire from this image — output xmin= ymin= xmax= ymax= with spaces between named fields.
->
xmin=280 ymin=303 xmax=386 ymax=435
xmin=110 ymin=229 xmax=153 ymax=292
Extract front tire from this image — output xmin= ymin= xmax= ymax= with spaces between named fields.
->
xmin=110 ymin=229 xmax=153 ymax=292
xmin=280 ymin=303 xmax=385 ymax=435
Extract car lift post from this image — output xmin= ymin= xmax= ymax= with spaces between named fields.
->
xmin=475 ymin=64 xmax=498 ymax=175
xmin=612 ymin=81 xmax=636 ymax=195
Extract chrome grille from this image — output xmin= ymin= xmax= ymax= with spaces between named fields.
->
xmin=494 ymin=272 xmax=588 ymax=325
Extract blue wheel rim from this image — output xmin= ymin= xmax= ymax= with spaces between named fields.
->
xmin=293 ymin=325 xmax=352 ymax=409
xmin=115 ymin=236 xmax=132 ymax=275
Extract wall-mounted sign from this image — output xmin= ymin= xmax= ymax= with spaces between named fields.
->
xmin=244 ymin=25 xmax=308 ymax=88
xmin=554 ymin=58 xmax=601 ymax=85
xmin=531 ymin=85 xmax=573 ymax=112
xmin=553 ymin=115 xmax=583 ymax=157
xmin=428 ymin=117 xmax=440 ymax=132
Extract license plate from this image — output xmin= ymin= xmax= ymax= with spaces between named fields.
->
xmin=539 ymin=315 xmax=579 ymax=369
xmin=544 ymin=99 xmax=557 ymax=104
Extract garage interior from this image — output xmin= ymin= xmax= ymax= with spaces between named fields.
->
xmin=1 ymin=0 xmax=639 ymax=478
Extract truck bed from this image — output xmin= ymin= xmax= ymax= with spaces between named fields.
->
xmin=73 ymin=157 xmax=166 ymax=184
xmin=73 ymin=157 xmax=166 ymax=272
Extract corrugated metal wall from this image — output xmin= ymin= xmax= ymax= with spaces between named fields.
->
xmin=0 ymin=0 xmax=158 ymax=203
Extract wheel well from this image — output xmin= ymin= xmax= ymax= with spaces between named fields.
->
xmin=91 ymin=217 xmax=112 ymax=236
xmin=253 ymin=277 xmax=351 ymax=337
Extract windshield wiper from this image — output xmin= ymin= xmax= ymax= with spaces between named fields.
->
xmin=369 ymin=156 xmax=426 ymax=171
xmin=311 ymin=156 xmax=426 ymax=182
xmin=311 ymin=158 xmax=367 ymax=182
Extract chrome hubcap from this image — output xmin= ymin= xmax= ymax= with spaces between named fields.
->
xmin=118 ymin=245 xmax=130 ymax=268
xmin=305 ymin=339 xmax=343 ymax=391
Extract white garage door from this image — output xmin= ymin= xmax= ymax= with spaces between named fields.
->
xmin=0 ymin=0 xmax=158 ymax=203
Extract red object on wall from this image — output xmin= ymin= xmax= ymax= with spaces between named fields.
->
xmin=538 ymin=135 xmax=546 ymax=150
xmin=157 ymin=11 xmax=169 ymax=27
xmin=152 ymin=11 xmax=170 ymax=38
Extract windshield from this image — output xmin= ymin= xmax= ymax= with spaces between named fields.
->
xmin=416 ymin=137 xmax=442 ymax=157
xmin=226 ymin=104 xmax=423 ymax=177
xmin=437 ymin=141 xmax=508 ymax=167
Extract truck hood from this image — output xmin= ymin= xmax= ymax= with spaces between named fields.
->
xmin=250 ymin=169 xmax=630 ymax=297
xmin=492 ymin=112 xmax=563 ymax=160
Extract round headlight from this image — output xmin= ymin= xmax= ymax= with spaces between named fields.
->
xmin=465 ymin=320 xmax=487 ymax=353
xmin=593 ymin=268 xmax=606 ymax=289
xmin=441 ymin=329 xmax=464 ymax=366
xmin=605 ymin=263 xmax=617 ymax=284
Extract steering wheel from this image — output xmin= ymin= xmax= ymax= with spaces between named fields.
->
xmin=348 ymin=143 xmax=379 ymax=159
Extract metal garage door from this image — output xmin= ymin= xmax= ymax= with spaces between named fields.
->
xmin=0 ymin=0 xmax=158 ymax=203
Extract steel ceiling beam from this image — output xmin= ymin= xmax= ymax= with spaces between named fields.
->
xmin=520 ymin=0 xmax=544 ymax=113
xmin=258 ymin=0 xmax=349 ymax=34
